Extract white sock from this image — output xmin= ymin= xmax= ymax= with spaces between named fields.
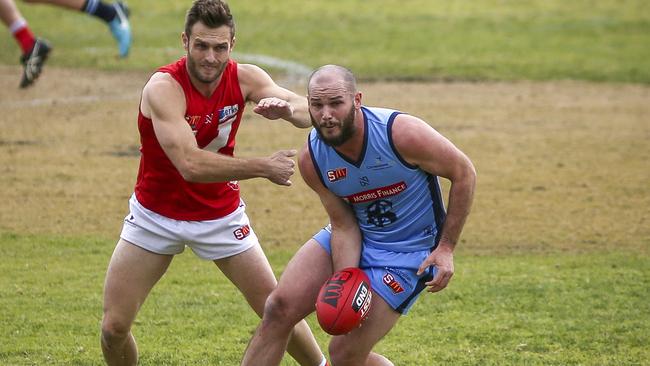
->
xmin=9 ymin=18 xmax=27 ymax=34
xmin=318 ymin=355 xmax=327 ymax=366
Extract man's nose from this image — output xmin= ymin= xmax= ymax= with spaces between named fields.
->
xmin=205 ymin=49 xmax=217 ymax=63
xmin=321 ymin=106 xmax=333 ymax=120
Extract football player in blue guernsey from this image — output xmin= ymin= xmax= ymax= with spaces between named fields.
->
xmin=241 ymin=64 xmax=476 ymax=366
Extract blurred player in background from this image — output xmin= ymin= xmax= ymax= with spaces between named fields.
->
xmin=241 ymin=65 xmax=476 ymax=365
xmin=0 ymin=0 xmax=130 ymax=87
xmin=100 ymin=1 xmax=327 ymax=365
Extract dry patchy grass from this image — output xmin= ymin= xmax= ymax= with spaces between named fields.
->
xmin=0 ymin=65 xmax=648 ymax=255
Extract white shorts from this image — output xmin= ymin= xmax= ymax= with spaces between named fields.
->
xmin=120 ymin=194 xmax=259 ymax=260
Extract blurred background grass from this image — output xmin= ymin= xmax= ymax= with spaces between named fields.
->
xmin=1 ymin=0 xmax=648 ymax=82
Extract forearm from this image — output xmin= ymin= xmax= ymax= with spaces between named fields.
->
xmin=438 ymin=170 xmax=475 ymax=249
xmin=285 ymin=95 xmax=311 ymax=128
xmin=330 ymin=223 xmax=362 ymax=271
xmin=179 ymin=149 xmax=268 ymax=183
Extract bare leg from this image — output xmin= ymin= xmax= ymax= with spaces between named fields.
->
xmin=21 ymin=0 xmax=86 ymax=11
xmin=241 ymin=240 xmax=333 ymax=366
xmin=101 ymin=239 xmax=173 ymax=366
xmin=0 ymin=0 xmax=22 ymax=27
xmin=215 ymin=242 xmax=327 ymax=366
xmin=328 ymin=295 xmax=400 ymax=366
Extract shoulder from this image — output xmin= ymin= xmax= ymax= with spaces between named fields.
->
xmin=298 ymin=141 xmax=314 ymax=173
xmin=389 ymin=113 xmax=444 ymax=163
xmin=237 ymin=63 xmax=272 ymax=86
xmin=141 ymin=72 xmax=186 ymax=117
xmin=298 ymin=140 xmax=322 ymax=185
xmin=144 ymin=72 xmax=181 ymax=92
xmin=390 ymin=113 xmax=437 ymax=146
xmin=237 ymin=63 xmax=268 ymax=79
xmin=237 ymin=63 xmax=275 ymax=100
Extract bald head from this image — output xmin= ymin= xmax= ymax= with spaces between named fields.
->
xmin=308 ymin=65 xmax=357 ymax=96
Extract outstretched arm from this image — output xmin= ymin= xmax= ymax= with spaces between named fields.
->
xmin=141 ymin=72 xmax=296 ymax=185
xmin=298 ymin=145 xmax=362 ymax=270
xmin=238 ymin=63 xmax=310 ymax=128
xmin=391 ymin=114 xmax=476 ymax=292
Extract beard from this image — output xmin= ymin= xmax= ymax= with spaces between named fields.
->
xmin=310 ymin=104 xmax=357 ymax=147
xmin=186 ymin=53 xmax=227 ymax=84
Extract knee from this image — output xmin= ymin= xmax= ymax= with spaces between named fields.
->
xmin=262 ymin=291 xmax=302 ymax=326
xmin=328 ymin=338 xmax=364 ymax=366
xmin=100 ymin=315 xmax=131 ymax=346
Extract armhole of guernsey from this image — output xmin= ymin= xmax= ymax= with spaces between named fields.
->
xmin=386 ymin=112 xmax=418 ymax=170
xmin=307 ymin=131 xmax=327 ymax=187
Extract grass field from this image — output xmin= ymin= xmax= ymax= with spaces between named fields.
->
xmin=1 ymin=0 xmax=649 ymax=365
xmin=1 ymin=234 xmax=648 ymax=365
xmin=1 ymin=0 xmax=649 ymax=82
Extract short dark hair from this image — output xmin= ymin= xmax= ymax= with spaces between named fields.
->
xmin=185 ymin=0 xmax=235 ymax=38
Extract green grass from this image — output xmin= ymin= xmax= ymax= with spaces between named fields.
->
xmin=1 ymin=233 xmax=648 ymax=365
xmin=2 ymin=0 xmax=649 ymax=83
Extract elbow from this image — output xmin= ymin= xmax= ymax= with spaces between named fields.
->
xmin=176 ymin=158 xmax=203 ymax=183
xmin=466 ymin=161 xmax=477 ymax=188
xmin=178 ymin=166 xmax=199 ymax=182
xmin=292 ymin=119 xmax=312 ymax=129
xmin=456 ymin=158 xmax=477 ymax=192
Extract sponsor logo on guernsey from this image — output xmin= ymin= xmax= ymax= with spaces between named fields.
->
xmin=185 ymin=115 xmax=202 ymax=132
xmin=327 ymin=167 xmax=347 ymax=182
xmin=366 ymin=155 xmax=394 ymax=171
xmin=219 ymin=104 xmax=239 ymax=123
xmin=346 ymin=181 xmax=407 ymax=204
xmin=359 ymin=176 xmax=370 ymax=187
xmin=382 ymin=273 xmax=405 ymax=294
xmin=227 ymin=180 xmax=240 ymax=191
xmin=233 ymin=224 xmax=251 ymax=240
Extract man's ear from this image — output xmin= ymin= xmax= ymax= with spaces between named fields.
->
xmin=182 ymin=32 xmax=189 ymax=52
xmin=354 ymin=91 xmax=363 ymax=109
xmin=231 ymin=36 xmax=236 ymax=51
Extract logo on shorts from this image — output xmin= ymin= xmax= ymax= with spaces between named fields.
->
xmin=233 ymin=224 xmax=251 ymax=240
xmin=382 ymin=273 xmax=405 ymax=294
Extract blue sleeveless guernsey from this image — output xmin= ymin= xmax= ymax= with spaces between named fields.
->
xmin=308 ymin=106 xmax=446 ymax=253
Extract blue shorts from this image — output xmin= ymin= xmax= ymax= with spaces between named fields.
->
xmin=313 ymin=226 xmax=436 ymax=314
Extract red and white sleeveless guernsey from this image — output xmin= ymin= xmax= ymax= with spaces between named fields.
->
xmin=134 ymin=57 xmax=245 ymax=221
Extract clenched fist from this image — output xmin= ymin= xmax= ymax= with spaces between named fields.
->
xmin=265 ymin=149 xmax=297 ymax=186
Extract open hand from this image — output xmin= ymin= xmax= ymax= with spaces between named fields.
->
xmin=253 ymin=97 xmax=294 ymax=120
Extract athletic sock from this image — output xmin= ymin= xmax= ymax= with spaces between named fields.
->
xmin=318 ymin=355 xmax=327 ymax=366
xmin=82 ymin=0 xmax=117 ymax=23
xmin=9 ymin=19 xmax=36 ymax=55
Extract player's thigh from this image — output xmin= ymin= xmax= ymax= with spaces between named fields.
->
xmin=330 ymin=294 xmax=400 ymax=357
xmin=103 ymin=239 xmax=173 ymax=321
xmin=275 ymin=238 xmax=332 ymax=314
xmin=213 ymin=243 xmax=278 ymax=314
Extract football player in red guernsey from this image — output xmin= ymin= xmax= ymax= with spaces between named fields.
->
xmin=99 ymin=1 xmax=326 ymax=366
